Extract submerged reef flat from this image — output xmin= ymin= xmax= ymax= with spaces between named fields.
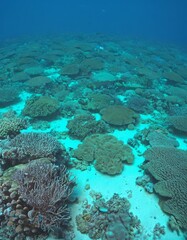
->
xmin=0 ymin=34 xmax=187 ymax=240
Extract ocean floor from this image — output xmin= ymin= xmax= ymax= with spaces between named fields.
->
xmin=0 ymin=34 xmax=186 ymax=240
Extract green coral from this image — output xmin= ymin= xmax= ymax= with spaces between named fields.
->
xmin=22 ymin=95 xmax=60 ymax=118
xmin=67 ymin=114 xmax=108 ymax=140
xmin=100 ymin=105 xmax=139 ymax=127
xmin=74 ymin=134 xmax=134 ymax=175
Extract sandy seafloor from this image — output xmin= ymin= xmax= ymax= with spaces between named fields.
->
xmin=1 ymin=91 xmax=185 ymax=240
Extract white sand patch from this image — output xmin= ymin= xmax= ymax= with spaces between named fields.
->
xmin=70 ymin=162 xmax=184 ymax=240
xmin=69 ymin=123 xmax=185 ymax=239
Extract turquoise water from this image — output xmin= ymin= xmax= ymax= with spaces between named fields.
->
xmin=0 ymin=1 xmax=187 ymax=240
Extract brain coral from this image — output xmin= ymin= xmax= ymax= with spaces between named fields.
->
xmin=100 ymin=105 xmax=138 ymax=127
xmin=143 ymin=146 xmax=187 ymax=229
xmin=74 ymin=134 xmax=134 ymax=175
xmin=22 ymin=95 xmax=60 ymax=118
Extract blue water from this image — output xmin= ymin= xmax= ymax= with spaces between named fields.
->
xmin=0 ymin=0 xmax=187 ymax=45
xmin=0 ymin=1 xmax=187 ymax=240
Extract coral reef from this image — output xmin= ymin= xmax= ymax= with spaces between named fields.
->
xmin=22 ymin=95 xmax=60 ymax=118
xmin=67 ymin=114 xmax=109 ymax=140
xmin=0 ymin=132 xmax=66 ymax=168
xmin=146 ymin=131 xmax=179 ymax=147
xmin=126 ymin=94 xmax=150 ymax=113
xmin=74 ymin=134 xmax=134 ymax=175
xmin=0 ymin=86 xmax=20 ymax=107
xmin=100 ymin=105 xmax=139 ymax=127
xmin=76 ymin=193 xmax=141 ymax=239
xmin=168 ymin=115 xmax=187 ymax=134
xmin=143 ymin=147 xmax=187 ymax=230
xmin=80 ymin=92 xmax=115 ymax=112
xmin=0 ymin=112 xmax=27 ymax=139
xmin=0 ymin=160 xmax=73 ymax=239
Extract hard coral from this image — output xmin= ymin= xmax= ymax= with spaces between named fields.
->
xmin=168 ymin=115 xmax=187 ymax=134
xmin=13 ymin=161 xmax=73 ymax=233
xmin=67 ymin=114 xmax=109 ymax=140
xmin=0 ymin=86 xmax=20 ymax=107
xmin=0 ymin=114 xmax=27 ymax=139
xmin=0 ymin=160 xmax=73 ymax=239
xmin=143 ymin=147 xmax=187 ymax=229
xmin=0 ymin=132 xmax=65 ymax=167
xmin=22 ymin=95 xmax=60 ymax=118
xmin=80 ymin=92 xmax=115 ymax=112
xmin=126 ymin=94 xmax=150 ymax=113
xmin=74 ymin=134 xmax=134 ymax=175
xmin=100 ymin=105 xmax=138 ymax=127
xmin=76 ymin=193 xmax=141 ymax=239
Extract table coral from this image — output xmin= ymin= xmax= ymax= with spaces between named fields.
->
xmin=168 ymin=115 xmax=187 ymax=134
xmin=100 ymin=105 xmax=139 ymax=127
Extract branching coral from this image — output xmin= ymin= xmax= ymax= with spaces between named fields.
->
xmin=0 ymin=160 xmax=74 ymax=238
xmin=0 ymin=132 xmax=66 ymax=167
xmin=13 ymin=161 xmax=73 ymax=232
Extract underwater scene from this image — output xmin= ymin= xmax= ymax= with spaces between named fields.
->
xmin=0 ymin=1 xmax=187 ymax=240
